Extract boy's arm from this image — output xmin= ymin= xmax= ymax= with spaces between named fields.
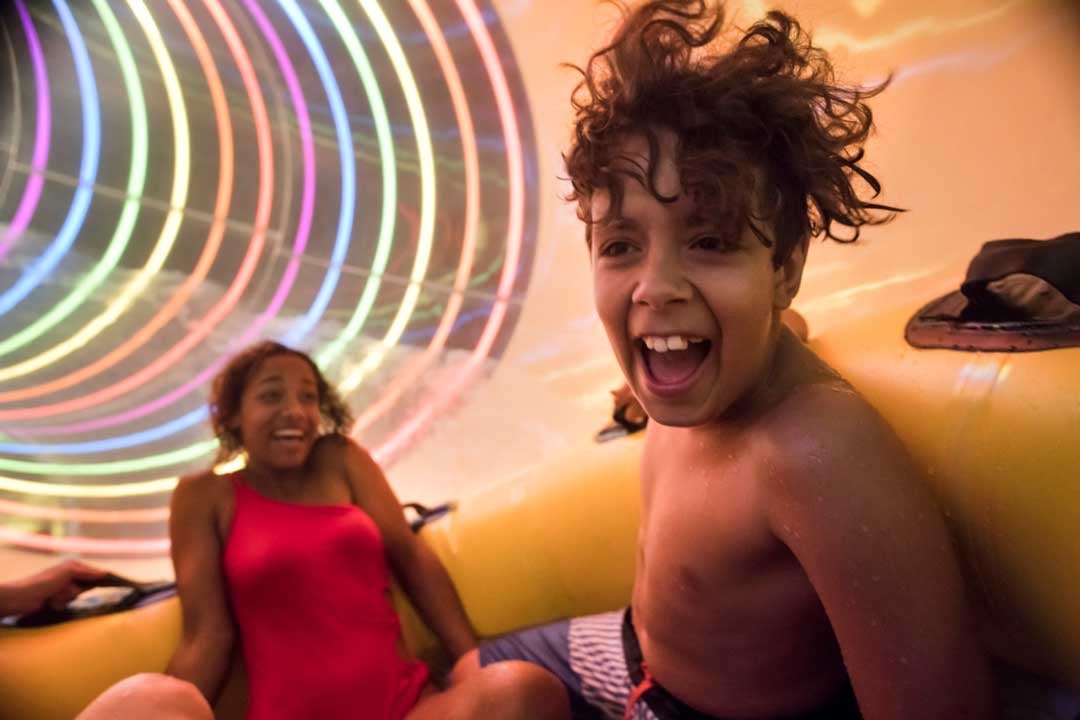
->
xmin=762 ymin=390 xmax=994 ymax=720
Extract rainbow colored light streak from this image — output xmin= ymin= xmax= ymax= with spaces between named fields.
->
xmin=0 ymin=0 xmax=148 ymax=358
xmin=0 ymin=0 xmax=537 ymax=554
xmin=0 ymin=0 xmax=49 ymax=261
xmin=0 ymin=0 xmax=99 ymax=318
xmin=276 ymin=0 xmax=357 ymax=345
xmin=0 ymin=0 xmax=193 ymax=384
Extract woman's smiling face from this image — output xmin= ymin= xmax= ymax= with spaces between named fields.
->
xmin=589 ymin=133 xmax=804 ymax=428
xmin=232 ymin=353 xmax=323 ymax=472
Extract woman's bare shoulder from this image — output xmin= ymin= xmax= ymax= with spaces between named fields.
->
xmin=171 ymin=469 xmax=231 ymax=517
xmin=309 ymin=432 xmax=362 ymax=465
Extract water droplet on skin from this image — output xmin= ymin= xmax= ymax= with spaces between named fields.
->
xmin=860 ymin=523 xmax=870 ymax=534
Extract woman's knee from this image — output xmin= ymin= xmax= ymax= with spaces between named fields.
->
xmin=77 ymin=673 xmax=212 ymax=720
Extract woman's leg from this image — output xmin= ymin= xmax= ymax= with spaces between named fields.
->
xmin=406 ymin=660 xmax=570 ymax=720
xmin=76 ymin=673 xmax=213 ymax=720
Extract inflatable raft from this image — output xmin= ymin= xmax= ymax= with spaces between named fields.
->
xmin=1 ymin=240 xmax=1078 ymax=719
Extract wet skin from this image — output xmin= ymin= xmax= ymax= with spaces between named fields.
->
xmin=590 ymin=134 xmax=846 ymax=715
xmin=588 ymin=133 xmax=993 ymax=718
xmin=633 ymin=344 xmax=854 ymax=717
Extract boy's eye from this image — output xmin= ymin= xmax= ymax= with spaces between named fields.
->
xmin=258 ymin=390 xmax=282 ymax=402
xmin=690 ymin=234 xmax=736 ymax=252
xmin=599 ymin=239 xmax=634 ymax=258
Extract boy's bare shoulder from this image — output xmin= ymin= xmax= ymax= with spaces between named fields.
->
xmin=756 ymin=378 xmax=915 ymax=501
xmin=769 ymin=377 xmax=886 ymax=438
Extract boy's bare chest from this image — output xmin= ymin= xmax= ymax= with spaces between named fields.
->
xmin=639 ymin=458 xmax=780 ymax=592
xmin=633 ymin=437 xmax=846 ymax=713
xmin=634 ymin=443 xmax=827 ymax=668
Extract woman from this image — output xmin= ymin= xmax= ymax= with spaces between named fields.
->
xmin=80 ymin=341 xmax=566 ymax=720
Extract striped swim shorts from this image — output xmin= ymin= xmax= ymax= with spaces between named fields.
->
xmin=478 ymin=608 xmax=862 ymax=720
xmin=479 ymin=608 xmax=654 ymax=719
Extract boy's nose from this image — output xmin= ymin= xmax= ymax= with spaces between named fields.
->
xmin=631 ymin=251 xmax=691 ymax=308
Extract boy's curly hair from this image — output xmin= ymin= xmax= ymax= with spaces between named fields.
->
xmin=209 ymin=341 xmax=354 ymax=463
xmin=564 ymin=0 xmax=901 ymax=264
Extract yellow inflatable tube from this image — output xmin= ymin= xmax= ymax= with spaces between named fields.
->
xmin=0 ymin=437 xmax=644 ymax=720
xmin=1 ymin=297 xmax=1078 ymax=718
xmin=811 ymin=301 xmax=1080 ymax=689
xmin=405 ymin=297 xmax=1080 ymax=691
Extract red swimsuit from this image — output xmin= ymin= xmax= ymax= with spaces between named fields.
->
xmin=224 ymin=475 xmax=429 ymax=720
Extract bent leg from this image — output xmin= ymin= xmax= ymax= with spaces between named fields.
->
xmin=479 ymin=615 xmax=620 ymax=718
xmin=407 ymin=660 xmax=570 ymax=720
xmin=76 ymin=673 xmax=213 ymax=720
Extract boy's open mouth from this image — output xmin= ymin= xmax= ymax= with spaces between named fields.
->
xmin=637 ymin=336 xmax=712 ymax=388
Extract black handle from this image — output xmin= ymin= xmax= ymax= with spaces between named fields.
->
xmin=403 ymin=501 xmax=457 ymax=532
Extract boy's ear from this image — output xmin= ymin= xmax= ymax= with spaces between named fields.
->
xmin=773 ymin=235 xmax=809 ymax=310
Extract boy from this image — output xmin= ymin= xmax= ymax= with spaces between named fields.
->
xmin=458 ymin=2 xmax=994 ymax=719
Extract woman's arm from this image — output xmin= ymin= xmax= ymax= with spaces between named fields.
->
xmin=165 ymin=472 xmax=236 ymax=703
xmin=340 ymin=438 xmax=477 ymax=660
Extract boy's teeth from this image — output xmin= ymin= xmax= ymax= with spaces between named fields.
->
xmin=643 ymin=335 xmax=694 ymax=353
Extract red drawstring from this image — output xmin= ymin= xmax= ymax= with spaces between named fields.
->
xmin=624 ymin=663 xmax=654 ymax=720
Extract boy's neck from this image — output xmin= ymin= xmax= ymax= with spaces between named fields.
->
xmin=684 ymin=322 xmax=807 ymax=435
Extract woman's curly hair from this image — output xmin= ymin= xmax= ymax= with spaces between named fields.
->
xmin=564 ymin=0 xmax=901 ymax=264
xmin=209 ymin=341 xmax=354 ymax=463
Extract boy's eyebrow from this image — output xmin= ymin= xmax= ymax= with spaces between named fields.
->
xmin=685 ymin=210 xmax=719 ymax=228
xmin=595 ymin=215 xmax=640 ymax=232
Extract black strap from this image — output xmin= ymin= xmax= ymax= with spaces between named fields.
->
xmin=403 ymin=501 xmax=456 ymax=533
xmin=8 ymin=574 xmax=175 ymax=628
xmin=961 ymin=232 xmax=1080 ymax=307
xmin=612 ymin=403 xmax=649 ymax=434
